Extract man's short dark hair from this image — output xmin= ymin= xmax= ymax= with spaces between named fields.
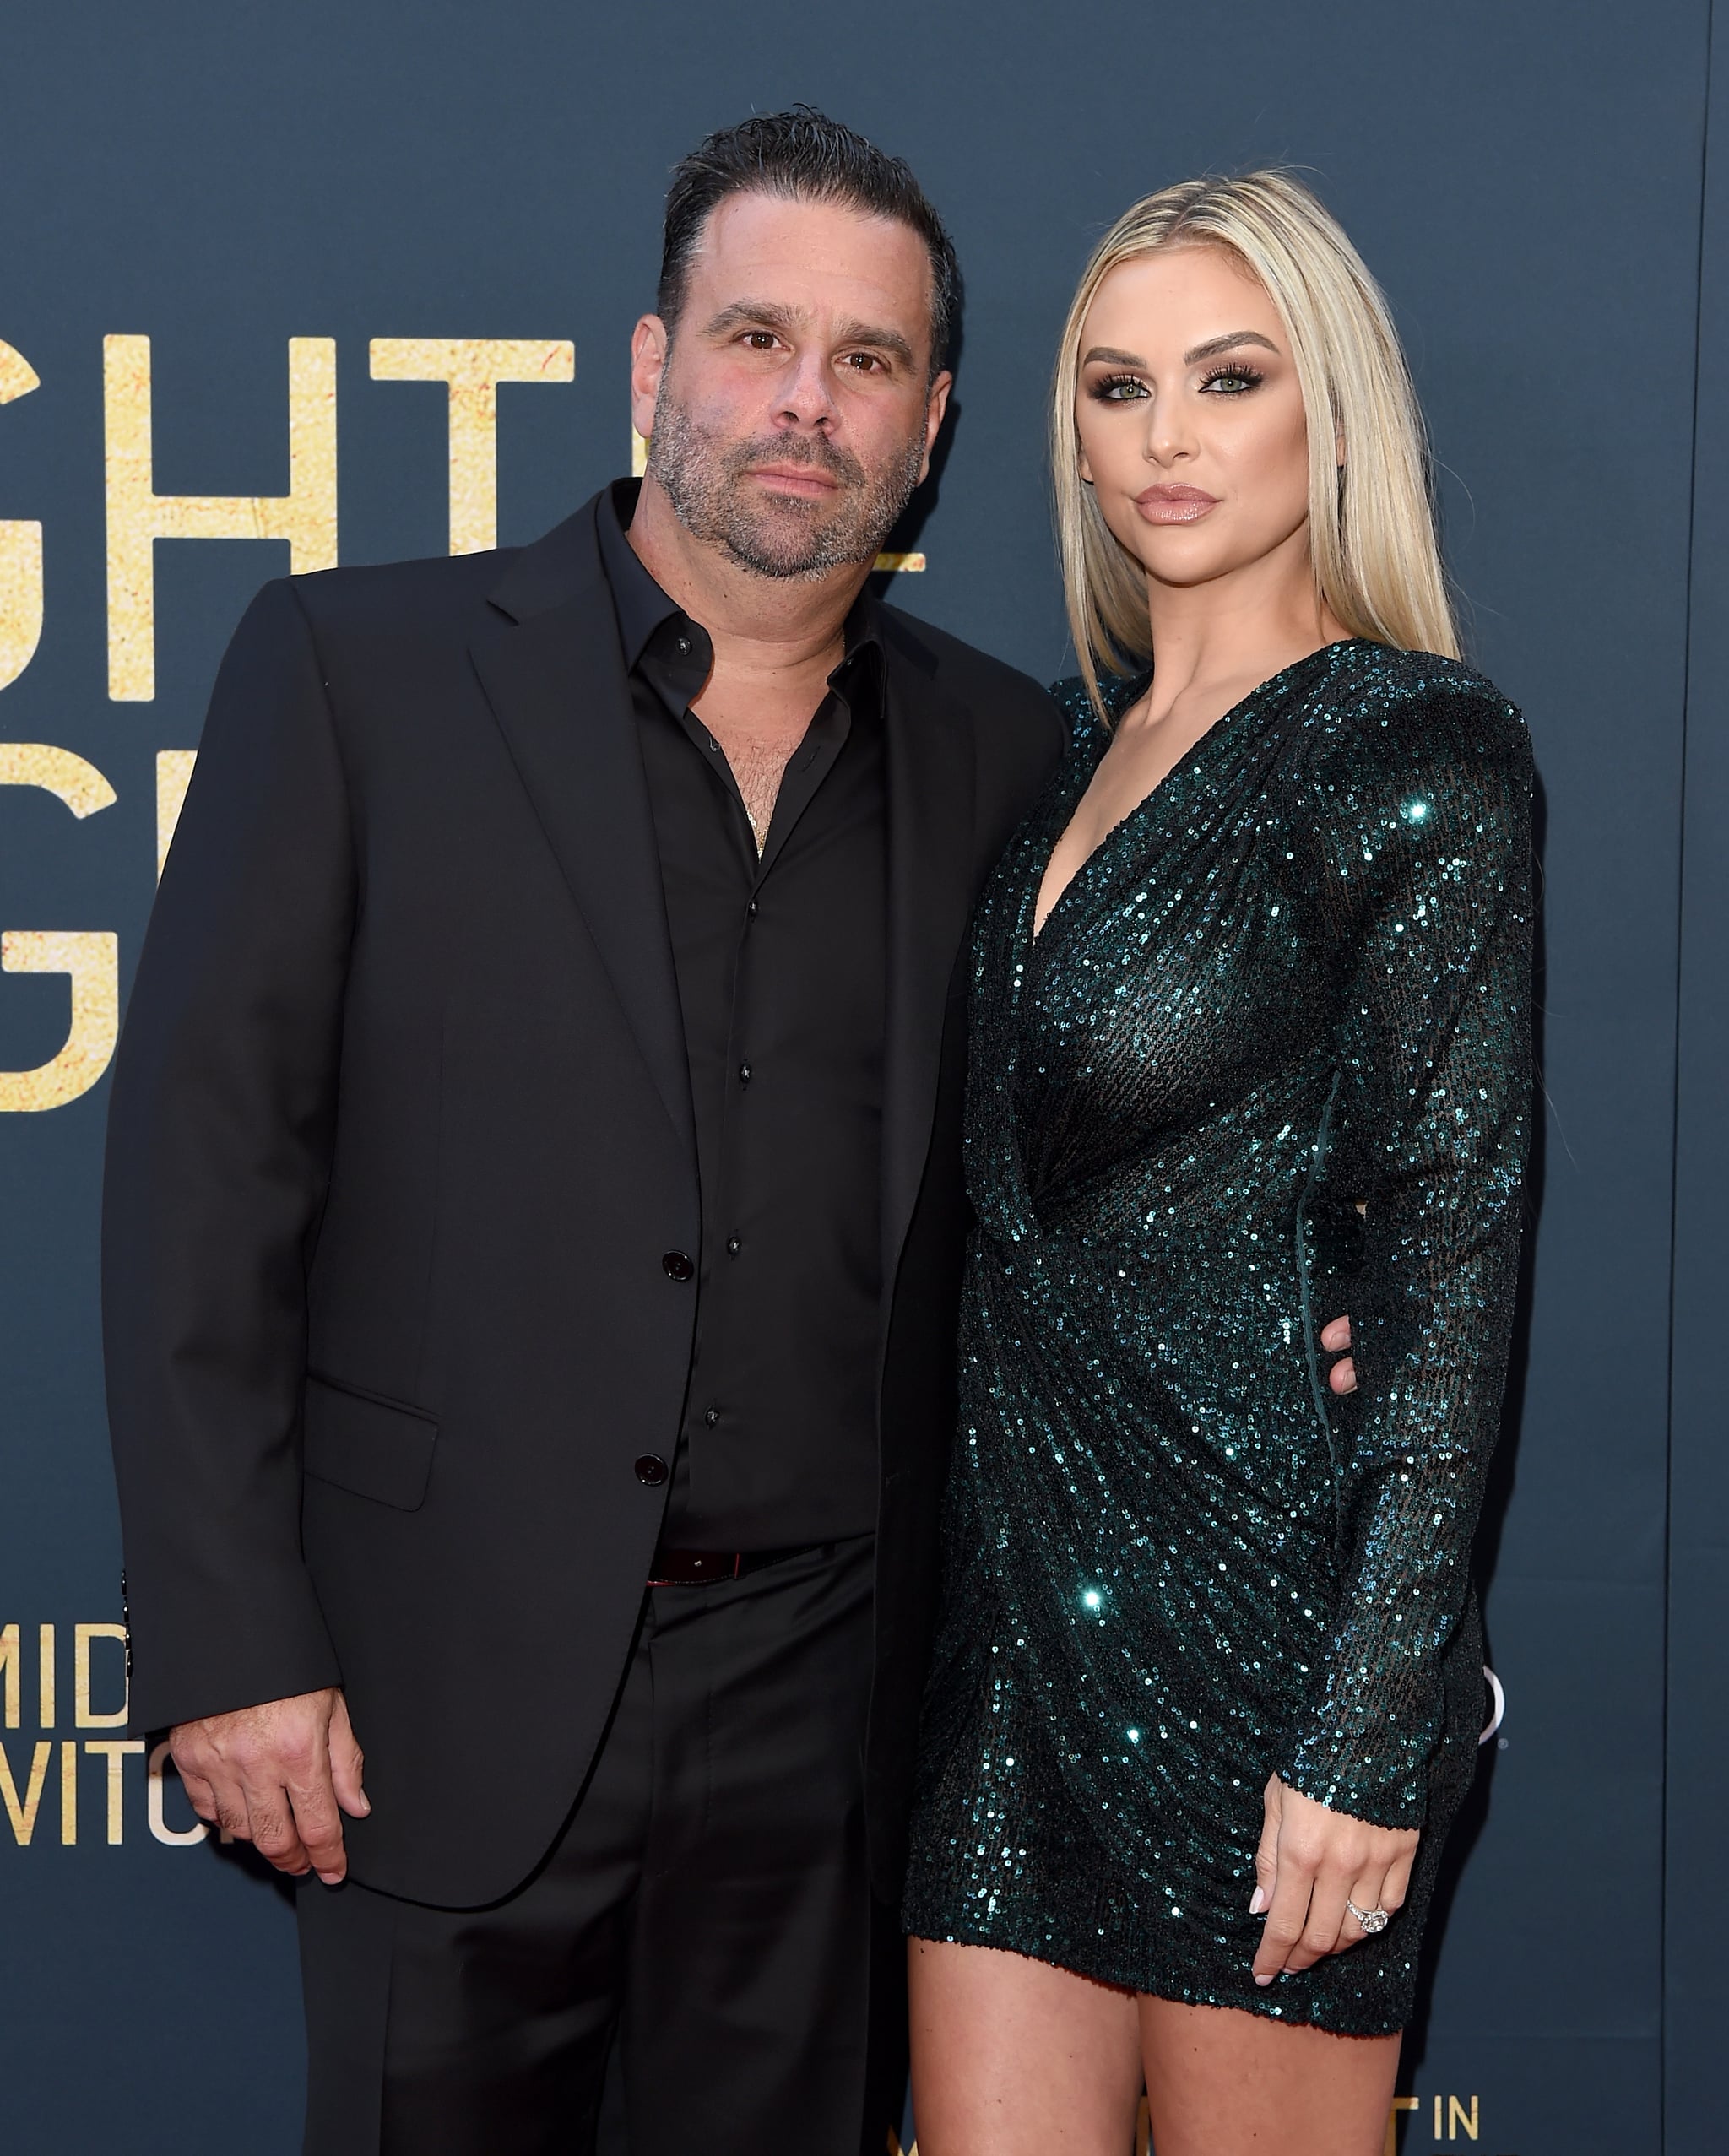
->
xmin=658 ymin=106 xmax=961 ymax=378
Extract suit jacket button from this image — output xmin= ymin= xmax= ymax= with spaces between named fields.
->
xmin=634 ymin=1454 xmax=669 ymax=1486
xmin=661 ymin=1251 xmax=694 ymax=1281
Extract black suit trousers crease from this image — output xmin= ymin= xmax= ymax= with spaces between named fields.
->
xmin=299 ymin=1536 xmax=907 ymax=2156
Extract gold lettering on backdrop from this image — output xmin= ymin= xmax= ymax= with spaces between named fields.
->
xmin=371 ymin=339 xmax=576 ymax=555
xmin=1449 ymin=2094 xmax=1480 ymax=2141
xmin=104 ymin=333 xmax=339 ymax=701
xmin=0 ymin=340 xmax=44 ymax=691
xmin=155 ymin=749 xmax=196 ymax=879
xmin=0 ymin=933 xmax=120 ymax=1111
xmin=85 ymin=1738 xmax=144 ymax=1842
xmin=73 ymin=1622 xmax=127 ymax=1728
xmin=0 ymin=742 xmax=117 ymax=818
xmin=629 ymin=425 xmax=924 ymax=572
xmin=1 ymin=1739 xmax=52 ymax=1844
xmin=1385 ymin=2095 xmax=1418 ymax=2155
xmin=146 ymin=1737 xmax=209 ymax=1846
xmin=1 ymin=1628 xmax=225 ymax=1846
xmin=0 ymin=750 xmax=121 ymax=1112
xmin=0 ymin=745 xmax=121 ymax=1112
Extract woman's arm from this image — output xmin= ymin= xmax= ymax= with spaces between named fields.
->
xmin=1286 ymin=677 xmax=1534 ymax=1829
xmin=1250 ymin=674 xmax=1532 ymax=1980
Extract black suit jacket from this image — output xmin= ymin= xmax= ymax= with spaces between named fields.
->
xmin=104 ymin=490 xmax=1063 ymax=1907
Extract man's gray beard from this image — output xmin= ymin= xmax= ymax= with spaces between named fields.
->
xmin=645 ymin=390 xmax=927 ymax=582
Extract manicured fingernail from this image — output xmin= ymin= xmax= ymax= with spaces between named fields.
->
xmin=1249 ymin=1887 xmax=1267 ymax=1915
xmin=1255 ymin=1974 xmax=1273 ymax=1987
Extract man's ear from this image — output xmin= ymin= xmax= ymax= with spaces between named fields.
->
xmin=916 ymin=368 xmax=954 ymax=485
xmin=631 ymin=316 xmax=669 ymax=446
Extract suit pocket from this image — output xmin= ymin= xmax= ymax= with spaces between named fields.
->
xmin=302 ymin=1373 xmax=439 ymax=1512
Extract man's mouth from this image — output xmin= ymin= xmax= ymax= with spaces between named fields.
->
xmin=747 ymin=463 xmax=842 ymax=497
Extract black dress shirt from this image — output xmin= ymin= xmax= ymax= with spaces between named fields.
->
xmin=597 ymin=483 xmax=887 ymax=1547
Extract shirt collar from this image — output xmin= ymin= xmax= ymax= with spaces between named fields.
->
xmin=598 ymin=477 xmax=886 ymax=686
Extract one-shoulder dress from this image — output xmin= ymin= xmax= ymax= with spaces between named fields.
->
xmin=902 ymin=639 xmax=1532 ymax=2034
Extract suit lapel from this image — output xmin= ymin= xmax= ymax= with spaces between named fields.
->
xmin=468 ymin=503 xmax=695 ymax=1167
xmin=880 ymin=625 xmax=978 ymax=1287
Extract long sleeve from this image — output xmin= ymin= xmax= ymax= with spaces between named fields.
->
xmin=104 ymin=577 xmax=356 ymax=1733
xmin=1284 ymin=680 xmax=1533 ymax=1828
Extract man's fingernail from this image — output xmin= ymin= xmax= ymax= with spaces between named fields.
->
xmin=317 ymin=1871 xmax=343 ymax=1886
xmin=1249 ymin=1887 xmax=1267 ymax=1915
xmin=357 ymin=1796 xmax=371 ymax=1815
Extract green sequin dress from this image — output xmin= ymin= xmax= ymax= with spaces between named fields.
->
xmin=902 ymin=639 xmax=1532 ymax=2034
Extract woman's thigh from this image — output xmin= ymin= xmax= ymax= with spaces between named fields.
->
xmin=1139 ymin=1996 xmax=1401 ymax=2156
xmin=908 ymin=1938 xmax=1143 ymax=2156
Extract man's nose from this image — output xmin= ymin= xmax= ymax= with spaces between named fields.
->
xmin=773 ymin=351 xmax=837 ymax=429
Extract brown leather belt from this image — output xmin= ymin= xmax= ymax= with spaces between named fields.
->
xmin=647 ymin=1541 xmax=832 ymax=1586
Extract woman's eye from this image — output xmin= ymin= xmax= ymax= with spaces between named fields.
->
xmin=1091 ymin=373 xmax=1148 ymax=402
xmin=1199 ymin=366 xmax=1264 ymax=395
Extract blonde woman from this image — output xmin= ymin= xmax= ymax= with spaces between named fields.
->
xmin=902 ymin=173 xmax=1532 ymax=2156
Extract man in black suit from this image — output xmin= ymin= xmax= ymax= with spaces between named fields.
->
xmin=103 ymin=110 xmax=1062 ymax=2155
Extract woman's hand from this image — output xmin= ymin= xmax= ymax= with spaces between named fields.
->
xmin=1249 ymin=1774 xmax=1418 ymax=1985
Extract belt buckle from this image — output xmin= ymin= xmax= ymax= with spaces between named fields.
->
xmin=646 ymin=1547 xmax=745 ymax=1587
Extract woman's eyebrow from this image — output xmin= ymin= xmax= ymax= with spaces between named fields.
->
xmin=1182 ymin=330 xmax=1279 ymax=365
xmin=1081 ymin=332 xmax=1281 ymax=369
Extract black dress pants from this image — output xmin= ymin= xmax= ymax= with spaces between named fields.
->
xmin=298 ymin=1535 xmax=903 ymax=2156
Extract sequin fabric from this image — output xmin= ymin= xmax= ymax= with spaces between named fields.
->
xmin=902 ymin=639 xmax=1532 ymax=2034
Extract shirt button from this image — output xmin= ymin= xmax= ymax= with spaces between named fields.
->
xmin=738 ymin=1062 xmax=752 ymax=1084
xmin=747 ymin=899 xmax=758 ymax=918
xmin=634 ymin=1454 xmax=669 ymax=1486
xmin=703 ymin=1407 xmax=720 ymax=1427
xmin=661 ymin=1250 xmax=694 ymax=1281
xmin=725 ymin=1236 xmax=741 ymax=1257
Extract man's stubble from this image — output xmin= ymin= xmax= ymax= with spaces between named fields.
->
xmin=646 ymin=380 xmax=928 ymax=582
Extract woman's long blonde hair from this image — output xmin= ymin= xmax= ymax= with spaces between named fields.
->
xmin=1052 ymin=170 xmax=1459 ymax=720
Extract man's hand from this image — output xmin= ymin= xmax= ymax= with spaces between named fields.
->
xmin=1321 ymin=1314 xmax=1357 ymax=1394
xmin=170 ymin=1687 xmax=368 ymax=1884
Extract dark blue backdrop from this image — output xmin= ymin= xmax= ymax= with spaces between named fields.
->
xmin=0 ymin=4 xmax=1716 ymax=2149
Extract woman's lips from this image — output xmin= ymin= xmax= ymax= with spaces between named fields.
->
xmin=1135 ymin=485 xmax=1219 ymax=524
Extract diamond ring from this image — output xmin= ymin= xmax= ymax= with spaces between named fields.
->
xmin=1346 ymin=1899 xmax=1390 ymax=1935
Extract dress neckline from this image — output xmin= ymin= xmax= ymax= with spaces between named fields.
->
xmin=1030 ymin=638 xmax=1365 ymax=946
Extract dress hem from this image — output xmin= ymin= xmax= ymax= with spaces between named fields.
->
xmin=902 ymin=1912 xmax=1412 ymax=2039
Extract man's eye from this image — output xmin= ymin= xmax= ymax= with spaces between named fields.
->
xmin=743 ymin=332 xmax=779 ymax=351
xmin=842 ymin=352 xmax=884 ymax=372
